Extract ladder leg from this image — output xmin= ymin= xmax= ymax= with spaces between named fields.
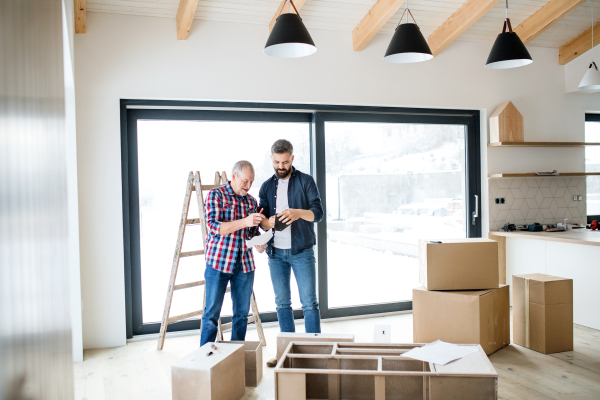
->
xmin=251 ymin=292 xmax=267 ymax=346
xmin=216 ymin=317 xmax=223 ymax=342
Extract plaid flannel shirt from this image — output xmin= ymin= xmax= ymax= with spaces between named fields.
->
xmin=204 ymin=182 xmax=260 ymax=273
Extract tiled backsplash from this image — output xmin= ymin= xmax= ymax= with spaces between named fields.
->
xmin=488 ymin=177 xmax=586 ymax=231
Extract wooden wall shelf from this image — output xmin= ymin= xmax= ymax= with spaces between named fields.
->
xmin=488 ymin=142 xmax=600 ymax=147
xmin=488 ymin=172 xmax=600 ymax=178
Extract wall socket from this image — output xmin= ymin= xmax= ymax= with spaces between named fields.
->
xmin=572 ymin=195 xmax=583 ymax=201
xmin=495 ymin=197 xmax=506 ymax=204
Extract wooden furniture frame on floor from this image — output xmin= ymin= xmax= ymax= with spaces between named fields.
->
xmin=275 ymin=342 xmax=498 ymax=400
xmin=157 ymin=171 xmax=266 ymax=350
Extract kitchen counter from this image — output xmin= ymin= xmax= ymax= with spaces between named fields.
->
xmin=489 ymin=229 xmax=600 ymax=247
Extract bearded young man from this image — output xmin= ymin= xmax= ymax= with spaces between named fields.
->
xmin=258 ymin=139 xmax=324 ymax=367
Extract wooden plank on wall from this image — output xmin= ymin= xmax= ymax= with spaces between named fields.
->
xmin=427 ymin=0 xmax=500 ymax=57
xmin=514 ymin=0 xmax=588 ymax=44
xmin=559 ymin=20 xmax=600 ymax=65
xmin=176 ymin=0 xmax=200 ymax=40
xmin=352 ymin=0 xmax=406 ymax=52
xmin=74 ymin=0 xmax=86 ymax=34
xmin=269 ymin=0 xmax=308 ymax=33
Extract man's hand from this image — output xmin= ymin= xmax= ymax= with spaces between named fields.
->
xmin=268 ymin=216 xmax=276 ymax=229
xmin=255 ymin=244 xmax=267 ymax=253
xmin=245 ymin=213 xmax=265 ymax=227
xmin=278 ymin=209 xmax=303 ymax=225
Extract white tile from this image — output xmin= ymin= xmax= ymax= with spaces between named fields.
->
xmin=540 ymin=187 xmax=553 ymax=198
xmin=526 ymin=198 xmax=538 ymax=209
xmin=570 ymin=207 xmax=581 ymax=218
xmin=526 ymin=187 xmax=539 ymax=199
xmin=497 ymin=179 xmax=510 ymax=189
xmin=525 ymin=219 xmax=536 ymax=225
xmin=543 ymin=218 xmax=555 ymax=225
xmin=540 ymin=197 xmax=552 ymax=209
xmin=496 ymin=209 xmax=509 ymax=222
xmin=564 ymin=209 xmax=573 ymax=222
xmin=526 ymin=178 xmax=540 ymax=188
xmin=535 ymin=210 xmax=545 ymax=222
xmin=535 ymin=178 xmax=545 ymax=187
xmin=519 ymin=180 xmax=529 ymax=198
xmin=554 ymin=208 xmax=567 ymax=219
xmin=555 ymin=177 xmax=567 ymax=187
xmin=540 ymin=178 xmax=551 ymax=188
xmin=569 ymin=198 xmax=579 ymax=208
xmin=578 ymin=202 xmax=586 ymax=218
xmin=569 ymin=186 xmax=581 ymax=196
xmin=489 ymin=180 xmax=499 ymax=198
xmin=511 ymin=179 xmax=524 ymax=189
xmin=564 ymin=191 xmax=573 ymax=206
xmin=554 ymin=186 xmax=567 ymax=198
xmin=568 ymin=177 xmax=579 ymax=187
xmin=541 ymin=208 xmax=553 ymax=219
xmin=511 ymin=209 xmax=524 ymax=222
xmin=497 ymin=188 xmax=509 ymax=198
xmin=490 ymin=221 xmax=499 ymax=231
xmin=511 ymin=198 xmax=524 ymax=210
xmin=489 ymin=204 xmax=500 ymax=221
xmin=504 ymin=190 xmax=515 ymax=209
xmin=511 ymin=188 xmax=524 ymax=200
xmin=549 ymin=199 xmax=559 ymax=216
xmin=555 ymin=197 xmax=567 ymax=208
xmin=549 ymin=180 xmax=558 ymax=196
xmin=535 ymin=190 xmax=545 ymax=207
xmin=520 ymin=200 xmax=530 ymax=218
xmin=526 ymin=209 xmax=539 ymax=220
xmin=577 ymin=178 xmax=586 ymax=194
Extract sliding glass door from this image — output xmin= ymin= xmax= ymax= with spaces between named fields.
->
xmin=122 ymin=102 xmax=481 ymax=337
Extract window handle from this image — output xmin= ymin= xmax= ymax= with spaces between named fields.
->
xmin=471 ymin=195 xmax=479 ymax=225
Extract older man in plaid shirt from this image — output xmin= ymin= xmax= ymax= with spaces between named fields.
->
xmin=200 ymin=160 xmax=267 ymax=346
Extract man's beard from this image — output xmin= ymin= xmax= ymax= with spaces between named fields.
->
xmin=275 ymin=166 xmax=291 ymax=179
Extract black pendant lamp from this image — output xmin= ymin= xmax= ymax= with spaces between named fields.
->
xmin=485 ymin=0 xmax=532 ymax=69
xmin=384 ymin=0 xmax=433 ymax=63
xmin=264 ymin=0 xmax=316 ymax=58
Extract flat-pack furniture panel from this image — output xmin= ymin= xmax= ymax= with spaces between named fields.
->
xmin=419 ymin=239 xmax=499 ymax=291
xmin=172 ymin=342 xmax=245 ymax=400
xmin=276 ymin=332 xmax=355 ymax=361
xmin=221 ymin=341 xmax=263 ymax=387
xmin=513 ymin=274 xmax=573 ymax=354
xmin=275 ymin=342 xmax=498 ymax=400
xmin=413 ymin=285 xmax=510 ymax=355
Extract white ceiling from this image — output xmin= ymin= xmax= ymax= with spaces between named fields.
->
xmin=86 ymin=0 xmax=597 ymax=49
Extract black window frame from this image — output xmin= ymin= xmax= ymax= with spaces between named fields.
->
xmin=586 ymin=113 xmax=600 ymax=223
xmin=121 ymin=99 xmax=481 ymax=338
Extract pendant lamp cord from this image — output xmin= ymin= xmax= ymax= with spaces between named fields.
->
xmin=275 ymin=0 xmax=301 ymax=20
xmin=396 ymin=0 xmax=418 ymax=28
xmin=592 ymin=0 xmax=598 ymax=70
xmin=502 ymin=0 xmax=513 ymax=33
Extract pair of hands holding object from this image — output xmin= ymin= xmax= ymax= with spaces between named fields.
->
xmin=244 ymin=212 xmax=267 ymax=253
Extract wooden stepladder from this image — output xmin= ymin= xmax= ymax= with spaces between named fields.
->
xmin=157 ymin=171 xmax=266 ymax=350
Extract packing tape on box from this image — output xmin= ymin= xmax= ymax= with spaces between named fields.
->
xmin=525 ymin=278 xmax=530 ymax=348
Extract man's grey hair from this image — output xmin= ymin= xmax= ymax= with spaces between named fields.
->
xmin=232 ymin=160 xmax=255 ymax=177
xmin=271 ymin=139 xmax=294 ymax=155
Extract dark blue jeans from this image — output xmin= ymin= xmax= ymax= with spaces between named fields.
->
xmin=200 ymin=262 xmax=254 ymax=346
xmin=268 ymin=247 xmax=321 ymax=333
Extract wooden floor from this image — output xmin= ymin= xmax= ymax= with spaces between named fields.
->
xmin=74 ymin=313 xmax=600 ymax=400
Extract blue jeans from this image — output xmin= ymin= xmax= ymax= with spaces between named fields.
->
xmin=268 ymin=247 xmax=321 ymax=333
xmin=200 ymin=262 xmax=254 ymax=346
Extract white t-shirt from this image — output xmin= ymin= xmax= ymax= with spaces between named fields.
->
xmin=273 ymin=178 xmax=292 ymax=249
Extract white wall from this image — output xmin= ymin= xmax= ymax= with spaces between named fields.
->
xmin=75 ymin=12 xmax=600 ymax=349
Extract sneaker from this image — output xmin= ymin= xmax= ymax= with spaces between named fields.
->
xmin=266 ymin=357 xmax=278 ymax=368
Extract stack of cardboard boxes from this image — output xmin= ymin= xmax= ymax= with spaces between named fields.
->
xmin=413 ymin=239 xmax=510 ymax=355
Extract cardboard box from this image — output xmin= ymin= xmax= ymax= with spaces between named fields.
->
xmin=275 ymin=342 xmax=498 ymax=400
xmin=221 ymin=341 xmax=262 ymax=387
xmin=413 ymin=285 xmax=510 ymax=355
xmin=276 ymin=332 xmax=354 ymax=362
xmin=513 ymin=274 xmax=573 ymax=354
xmin=172 ymin=342 xmax=245 ymax=400
xmin=419 ymin=239 xmax=499 ymax=291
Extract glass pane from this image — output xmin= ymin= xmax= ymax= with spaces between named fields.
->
xmin=325 ymin=122 xmax=466 ymax=308
xmin=137 ymin=120 xmax=310 ymax=324
xmin=586 ymin=121 xmax=600 ymax=216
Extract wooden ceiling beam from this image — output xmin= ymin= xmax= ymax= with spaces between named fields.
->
xmin=559 ymin=20 xmax=600 ymax=65
xmin=176 ymin=0 xmax=200 ymax=40
xmin=427 ymin=0 xmax=500 ymax=57
xmin=352 ymin=0 xmax=406 ymax=52
xmin=75 ymin=0 xmax=86 ymax=34
xmin=514 ymin=0 xmax=588 ymax=45
xmin=269 ymin=0 xmax=308 ymax=33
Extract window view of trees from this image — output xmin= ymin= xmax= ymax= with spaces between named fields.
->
xmin=325 ymin=122 xmax=466 ymax=308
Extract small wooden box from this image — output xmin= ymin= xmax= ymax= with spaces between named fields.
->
xmin=489 ymin=101 xmax=524 ymax=143
xmin=222 ymin=341 xmax=263 ymax=387
xmin=276 ymin=332 xmax=355 ymax=362
xmin=172 ymin=342 xmax=245 ymax=400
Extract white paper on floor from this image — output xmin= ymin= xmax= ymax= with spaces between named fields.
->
xmin=246 ymin=229 xmax=273 ymax=247
xmin=402 ymin=340 xmax=479 ymax=365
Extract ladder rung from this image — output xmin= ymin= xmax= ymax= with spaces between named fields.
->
xmin=186 ymin=218 xmax=203 ymax=225
xmin=167 ymin=309 xmax=203 ymax=324
xmin=220 ymin=315 xmax=257 ymax=332
xmin=174 ymin=280 xmax=205 ymax=290
xmin=180 ymin=250 xmax=204 ymax=257
xmin=192 ymin=184 xmax=222 ymax=192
